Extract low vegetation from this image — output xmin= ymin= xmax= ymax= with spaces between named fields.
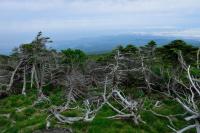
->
xmin=0 ymin=32 xmax=199 ymax=133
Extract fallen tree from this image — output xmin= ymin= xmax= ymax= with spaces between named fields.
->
xmin=49 ymin=50 xmax=145 ymax=127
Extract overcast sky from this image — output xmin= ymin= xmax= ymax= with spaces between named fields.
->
xmin=0 ymin=0 xmax=200 ymax=52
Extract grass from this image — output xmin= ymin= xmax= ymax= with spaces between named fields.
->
xmin=0 ymin=88 xmax=195 ymax=133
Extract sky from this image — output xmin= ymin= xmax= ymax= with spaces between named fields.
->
xmin=0 ymin=0 xmax=200 ymax=53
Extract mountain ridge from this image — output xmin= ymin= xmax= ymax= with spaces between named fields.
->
xmin=51 ymin=34 xmax=200 ymax=54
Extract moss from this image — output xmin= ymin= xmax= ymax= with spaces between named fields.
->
xmin=11 ymin=112 xmax=28 ymax=121
xmin=0 ymin=108 xmax=15 ymax=114
xmin=61 ymin=110 xmax=81 ymax=117
xmin=0 ymin=88 xmax=195 ymax=133
xmin=34 ymin=101 xmax=50 ymax=109
xmin=23 ymin=107 xmax=36 ymax=116
xmin=16 ymin=114 xmax=47 ymax=129
xmin=4 ymin=126 xmax=19 ymax=133
xmin=0 ymin=117 xmax=10 ymax=127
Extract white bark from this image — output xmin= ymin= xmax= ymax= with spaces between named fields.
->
xmin=187 ymin=66 xmax=200 ymax=96
xmin=22 ymin=66 xmax=26 ymax=95
xmin=6 ymin=60 xmax=23 ymax=91
xmin=195 ymin=120 xmax=200 ymax=133
xmin=31 ymin=64 xmax=35 ymax=88
xmin=176 ymin=125 xmax=196 ymax=133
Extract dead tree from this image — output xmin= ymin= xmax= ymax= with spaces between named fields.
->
xmin=0 ymin=32 xmax=58 ymax=105
xmin=49 ymin=50 xmax=145 ymax=127
xmin=138 ymin=45 xmax=157 ymax=94
xmin=101 ymin=50 xmax=145 ymax=124
xmin=154 ymin=50 xmax=200 ymax=133
xmin=0 ymin=57 xmax=25 ymax=94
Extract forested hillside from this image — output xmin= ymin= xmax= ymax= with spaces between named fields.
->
xmin=0 ymin=32 xmax=200 ymax=133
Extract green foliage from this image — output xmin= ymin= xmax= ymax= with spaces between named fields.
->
xmin=11 ymin=32 xmax=52 ymax=57
xmin=157 ymin=40 xmax=198 ymax=65
xmin=95 ymin=44 xmax=138 ymax=63
xmin=124 ymin=44 xmax=138 ymax=53
xmin=0 ymin=55 xmax=9 ymax=63
xmin=0 ymin=38 xmax=198 ymax=133
xmin=147 ymin=40 xmax=157 ymax=47
xmin=62 ymin=48 xmax=87 ymax=68
xmin=191 ymin=67 xmax=200 ymax=76
xmin=115 ymin=44 xmax=138 ymax=54
xmin=95 ymin=52 xmax=113 ymax=63
xmin=140 ymin=40 xmax=157 ymax=57
xmin=0 ymin=88 xmax=192 ymax=133
xmin=23 ymin=108 xmax=36 ymax=116
xmin=0 ymin=116 xmax=10 ymax=127
xmin=20 ymin=43 xmax=34 ymax=54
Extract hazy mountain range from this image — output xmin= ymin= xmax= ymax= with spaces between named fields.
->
xmin=51 ymin=34 xmax=200 ymax=54
xmin=1 ymin=34 xmax=200 ymax=55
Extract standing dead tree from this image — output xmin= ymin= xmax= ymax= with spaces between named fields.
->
xmin=24 ymin=32 xmax=59 ymax=104
xmin=0 ymin=56 xmax=26 ymax=94
xmin=138 ymin=43 xmax=158 ymax=94
xmin=49 ymin=50 xmax=145 ymax=126
xmin=0 ymin=32 xmax=59 ymax=105
xmin=152 ymin=50 xmax=200 ymax=133
xmin=101 ymin=50 xmax=145 ymax=125
xmin=0 ymin=56 xmax=22 ymax=97
xmin=169 ymin=51 xmax=200 ymax=133
xmin=48 ymin=70 xmax=93 ymax=125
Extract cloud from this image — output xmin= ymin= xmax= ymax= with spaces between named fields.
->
xmin=0 ymin=0 xmax=200 ymax=47
xmin=151 ymin=29 xmax=200 ymax=39
xmin=0 ymin=0 xmax=199 ymax=14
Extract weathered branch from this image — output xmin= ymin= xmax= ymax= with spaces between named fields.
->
xmin=6 ymin=60 xmax=23 ymax=91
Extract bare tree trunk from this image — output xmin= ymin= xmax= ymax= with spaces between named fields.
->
xmin=34 ymin=65 xmax=40 ymax=90
xmin=140 ymin=51 xmax=152 ymax=94
xmin=6 ymin=60 xmax=23 ymax=91
xmin=22 ymin=66 xmax=26 ymax=95
xmin=31 ymin=64 xmax=35 ymax=88
xmin=195 ymin=120 xmax=200 ymax=133
xmin=64 ymin=79 xmax=73 ymax=110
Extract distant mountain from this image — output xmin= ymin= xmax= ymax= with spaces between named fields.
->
xmin=51 ymin=34 xmax=200 ymax=54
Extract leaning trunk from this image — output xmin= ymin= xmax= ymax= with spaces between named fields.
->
xmin=22 ymin=66 xmax=26 ymax=95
